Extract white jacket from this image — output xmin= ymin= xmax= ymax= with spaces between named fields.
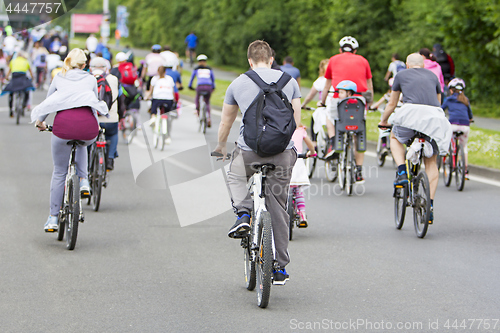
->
xmin=391 ymin=103 xmax=452 ymax=155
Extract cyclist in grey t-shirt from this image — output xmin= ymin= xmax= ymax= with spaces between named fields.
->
xmin=213 ymin=40 xmax=301 ymax=285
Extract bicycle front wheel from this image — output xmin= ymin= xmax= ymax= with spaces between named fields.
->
xmin=256 ymin=211 xmax=273 ymax=308
xmin=243 ymin=235 xmax=256 ymax=291
xmin=57 ymin=209 xmax=65 ymax=241
xmin=413 ymin=172 xmax=431 ymax=238
xmin=66 ymin=174 xmax=80 ymax=250
xmin=455 ymin=146 xmax=466 ymax=191
xmin=338 ymin=151 xmax=346 ymax=190
xmin=306 ymin=153 xmax=317 ymax=179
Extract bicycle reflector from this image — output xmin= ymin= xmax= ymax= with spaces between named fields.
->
xmin=96 ymin=141 xmax=106 ymax=148
xmin=345 ymin=125 xmax=358 ymax=131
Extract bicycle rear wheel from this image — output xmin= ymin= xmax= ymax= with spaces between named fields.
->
xmin=92 ymin=148 xmax=105 ymax=211
xmin=346 ymin=136 xmax=355 ymax=196
xmin=256 ymin=211 xmax=273 ymax=308
xmin=243 ymin=235 xmax=256 ymax=291
xmin=413 ymin=172 xmax=431 ymax=238
xmin=394 ymin=185 xmax=407 ymax=229
xmin=442 ymin=151 xmax=452 ymax=187
xmin=287 ymin=192 xmax=294 ymax=241
xmin=455 ymin=146 xmax=466 ymax=191
xmin=15 ymin=92 xmax=22 ymax=125
xmin=338 ymin=151 xmax=346 ymax=190
xmin=66 ymin=174 xmax=80 ymax=250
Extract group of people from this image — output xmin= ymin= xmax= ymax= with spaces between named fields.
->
xmin=213 ymin=36 xmax=473 ymax=286
xmin=14 ymin=27 xmax=473 ymax=287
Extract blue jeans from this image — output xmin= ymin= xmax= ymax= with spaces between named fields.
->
xmin=99 ymin=122 xmax=119 ymax=159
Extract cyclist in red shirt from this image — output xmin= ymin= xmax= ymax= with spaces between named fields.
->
xmin=319 ymin=36 xmax=373 ymax=182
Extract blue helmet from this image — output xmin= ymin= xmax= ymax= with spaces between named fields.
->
xmin=152 ymin=44 xmax=162 ymax=51
xmin=336 ymin=80 xmax=357 ymax=93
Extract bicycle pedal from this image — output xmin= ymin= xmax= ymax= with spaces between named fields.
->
xmin=45 ymin=228 xmax=57 ymax=233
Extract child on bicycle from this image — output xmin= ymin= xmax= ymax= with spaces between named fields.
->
xmin=188 ymin=54 xmax=215 ymax=127
xmin=441 ymin=78 xmax=473 ymax=179
xmin=290 ymin=125 xmax=316 ymax=227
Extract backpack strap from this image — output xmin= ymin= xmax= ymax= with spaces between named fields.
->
xmin=244 ymin=70 xmax=292 ymax=93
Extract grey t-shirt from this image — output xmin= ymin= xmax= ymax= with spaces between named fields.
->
xmin=224 ymin=67 xmax=301 ymax=150
xmin=392 ymin=68 xmax=442 ymax=107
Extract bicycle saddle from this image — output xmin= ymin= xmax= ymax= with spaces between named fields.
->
xmin=251 ymin=163 xmax=276 ymax=173
xmin=67 ymin=140 xmax=85 ymax=146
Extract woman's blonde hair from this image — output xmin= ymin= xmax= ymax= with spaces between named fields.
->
xmin=318 ymin=59 xmax=329 ymax=78
xmin=61 ymin=48 xmax=87 ymax=76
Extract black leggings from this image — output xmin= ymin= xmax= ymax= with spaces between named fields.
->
xmin=9 ymin=92 xmax=29 ymax=110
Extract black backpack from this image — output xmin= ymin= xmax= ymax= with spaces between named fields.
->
xmin=96 ymin=73 xmax=114 ymax=110
xmin=243 ymin=70 xmax=296 ymax=157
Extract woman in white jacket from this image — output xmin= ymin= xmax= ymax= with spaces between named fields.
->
xmin=32 ymin=48 xmax=108 ymax=232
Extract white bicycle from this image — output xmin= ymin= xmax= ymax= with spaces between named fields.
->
xmin=152 ymin=102 xmax=176 ymax=150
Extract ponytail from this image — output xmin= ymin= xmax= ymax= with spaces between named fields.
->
xmin=61 ymin=48 xmax=87 ymax=76
xmin=451 ymin=88 xmax=470 ymax=107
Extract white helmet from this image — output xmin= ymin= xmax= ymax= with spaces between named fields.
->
xmin=448 ymin=77 xmax=465 ymax=90
xmin=339 ymin=36 xmax=359 ymax=52
xmin=115 ymin=52 xmax=128 ymax=62
xmin=197 ymin=54 xmax=208 ymax=61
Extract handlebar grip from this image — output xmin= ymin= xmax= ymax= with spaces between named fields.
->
xmin=378 ymin=124 xmax=392 ymax=129
xmin=211 ymin=151 xmax=231 ymax=159
xmin=297 ymin=153 xmax=317 ymax=159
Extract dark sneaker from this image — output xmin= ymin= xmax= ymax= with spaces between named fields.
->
xmin=227 ymin=214 xmax=251 ymax=238
xmin=9 ymin=110 xmax=13 ymax=118
xmin=394 ymin=171 xmax=409 ymax=187
xmin=273 ymin=268 xmax=289 ymax=285
xmin=429 ymin=206 xmax=434 ymax=224
xmin=356 ymin=170 xmax=365 ymax=184
xmin=465 ymin=171 xmax=469 ymax=180
xmin=324 ymin=141 xmax=339 ymax=160
xmin=207 ymin=118 xmax=212 ymax=128
xmin=106 ymin=158 xmax=114 ymax=171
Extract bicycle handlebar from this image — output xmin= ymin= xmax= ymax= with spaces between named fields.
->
xmin=211 ymin=151 xmax=232 ymax=160
xmin=378 ymin=124 xmax=392 ymax=130
xmin=297 ymin=153 xmax=317 ymax=159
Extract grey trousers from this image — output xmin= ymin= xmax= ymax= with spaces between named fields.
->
xmin=50 ymin=135 xmax=95 ymax=216
xmin=227 ymin=147 xmax=297 ymax=269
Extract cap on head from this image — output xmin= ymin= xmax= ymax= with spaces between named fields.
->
xmin=448 ymin=77 xmax=465 ymax=90
xmin=197 ymin=54 xmax=208 ymax=61
xmin=336 ymin=80 xmax=357 ymax=93
xmin=339 ymin=36 xmax=359 ymax=52
xmin=115 ymin=52 xmax=127 ymax=62
xmin=152 ymin=44 xmax=161 ymax=51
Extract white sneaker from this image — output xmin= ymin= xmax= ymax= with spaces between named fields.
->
xmin=80 ymin=178 xmax=90 ymax=198
xmin=44 ymin=215 xmax=58 ymax=232
xmin=165 ymin=138 xmax=172 ymax=145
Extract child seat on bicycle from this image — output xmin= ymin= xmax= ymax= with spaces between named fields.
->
xmin=334 ymin=96 xmax=366 ymax=152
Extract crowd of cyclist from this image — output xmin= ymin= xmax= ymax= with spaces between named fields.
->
xmin=1 ymin=25 xmax=474 ymax=286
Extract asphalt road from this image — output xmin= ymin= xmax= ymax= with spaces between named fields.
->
xmin=1 ymin=89 xmax=499 ymax=333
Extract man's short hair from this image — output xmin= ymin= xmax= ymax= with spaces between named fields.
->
xmin=163 ymin=45 xmax=171 ymax=51
xmin=247 ymin=40 xmax=273 ymax=64
xmin=406 ymin=53 xmax=424 ymax=67
xmin=284 ymin=56 xmax=293 ymax=64
xmin=392 ymin=53 xmax=400 ymax=60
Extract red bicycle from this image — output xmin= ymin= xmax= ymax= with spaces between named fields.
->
xmin=442 ymin=131 xmax=466 ymax=191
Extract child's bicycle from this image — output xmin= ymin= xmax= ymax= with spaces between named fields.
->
xmin=287 ymin=153 xmax=316 ymax=240
xmin=211 ymin=151 xmax=277 ymax=308
xmin=386 ymin=126 xmax=432 ymax=238
xmin=43 ymin=126 xmax=85 ymax=250
xmin=119 ymin=108 xmax=140 ymax=144
xmin=153 ymin=102 xmax=176 ymax=150
xmin=87 ymin=128 xmax=108 ymax=212
xmin=442 ymin=130 xmax=467 ymax=191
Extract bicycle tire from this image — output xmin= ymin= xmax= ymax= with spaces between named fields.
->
xmin=243 ymin=235 xmax=256 ymax=291
xmin=66 ymin=174 xmax=80 ymax=250
xmin=57 ymin=208 xmax=65 ymax=241
xmin=92 ymin=148 xmax=104 ymax=212
xmin=256 ymin=211 xmax=273 ymax=308
xmin=346 ymin=136 xmax=355 ymax=196
xmin=15 ymin=92 xmax=22 ymax=125
xmin=287 ymin=192 xmax=294 ymax=241
xmin=338 ymin=151 xmax=346 ymax=190
xmin=306 ymin=154 xmax=317 ymax=178
xmin=443 ymin=151 xmax=453 ymax=187
xmin=394 ymin=185 xmax=407 ymax=229
xmin=413 ymin=172 xmax=431 ymax=238
xmin=455 ymin=145 xmax=466 ymax=191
